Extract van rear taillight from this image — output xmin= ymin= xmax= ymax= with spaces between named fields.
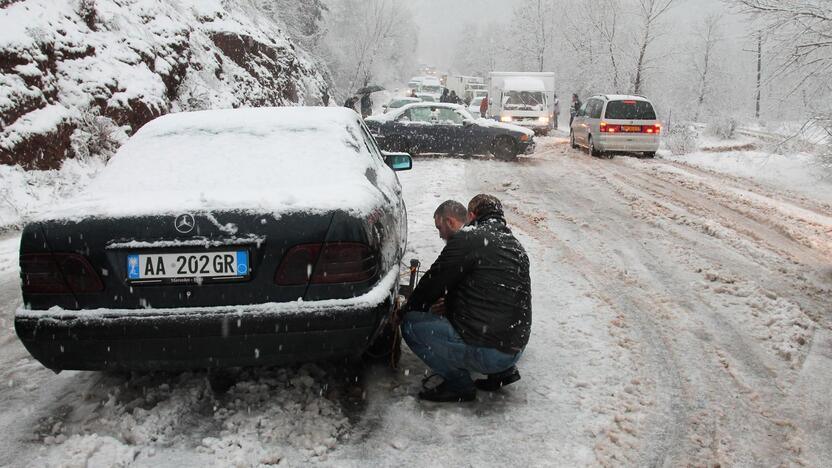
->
xmin=21 ymin=253 xmax=104 ymax=294
xmin=600 ymin=122 xmax=621 ymax=133
xmin=644 ymin=124 xmax=662 ymax=134
xmin=275 ymin=243 xmax=376 ymax=286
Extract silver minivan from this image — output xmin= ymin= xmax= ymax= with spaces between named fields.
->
xmin=570 ymin=95 xmax=661 ymax=158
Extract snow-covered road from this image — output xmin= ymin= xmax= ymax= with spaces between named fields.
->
xmin=1 ymin=138 xmax=830 ymax=466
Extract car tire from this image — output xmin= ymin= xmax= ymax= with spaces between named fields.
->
xmin=493 ymin=136 xmax=517 ymax=161
xmin=363 ymin=319 xmax=402 ymax=367
xmin=570 ymin=131 xmax=578 ymax=149
xmin=537 ymin=129 xmax=549 ymax=137
xmin=644 ymin=151 xmax=656 ymax=159
xmin=588 ymin=135 xmax=602 ymax=158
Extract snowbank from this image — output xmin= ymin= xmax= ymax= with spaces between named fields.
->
xmin=30 ymin=364 xmax=353 ymax=466
xmin=664 ymin=150 xmax=832 ymax=205
xmin=0 ymin=156 xmax=105 ymax=232
xmin=0 ymin=0 xmax=328 ymax=170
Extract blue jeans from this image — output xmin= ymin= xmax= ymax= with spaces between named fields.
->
xmin=401 ymin=311 xmax=522 ymax=391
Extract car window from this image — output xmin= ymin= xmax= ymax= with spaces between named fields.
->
xmin=604 ymin=100 xmax=657 ymax=120
xmin=456 ymin=109 xmax=475 ymax=121
xmin=588 ymin=100 xmax=603 ymax=119
xmin=408 ymin=107 xmax=433 ymax=123
xmin=435 ymin=108 xmax=464 ymax=125
xmin=358 ymin=123 xmax=384 ymax=164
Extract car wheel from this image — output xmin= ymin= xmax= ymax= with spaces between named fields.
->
xmin=537 ymin=129 xmax=549 ymax=137
xmin=570 ymin=131 xmax=578 ymax=149
xmin=588 ymin=135 xmax=602 ymax=158
xmin=493 ymin=136 xmax=517 ymax=161
xmin=644 ymin=151 xmax=656 ymax=159
xmin=363 ymin=319 xmax=402 ymax=367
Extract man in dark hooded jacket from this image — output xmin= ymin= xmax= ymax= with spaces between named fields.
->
xmin=400 ymin=194 xmax=532 ymax=402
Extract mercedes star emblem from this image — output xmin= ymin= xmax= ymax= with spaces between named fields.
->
xmin=174 ymin=214 xmax=196 ymax=234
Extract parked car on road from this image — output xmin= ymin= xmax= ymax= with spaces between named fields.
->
xmin=16 ymin=107 xmax=413 ymax=371
xmin=365 ymin=102 xmax=535 ymax=161
xmin=383 ymin=97 xmax=421 ymax=113
xmin=570 ymin=94 xmax=661 ymax=158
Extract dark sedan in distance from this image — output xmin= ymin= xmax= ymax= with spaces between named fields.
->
xmin=365 ymin=102 xmax=535 ymax=161
xmin=16 ymin=107 xmax=413 ymax=372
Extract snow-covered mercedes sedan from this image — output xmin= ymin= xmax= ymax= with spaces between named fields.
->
xmin=15 ymin=107 xmax=412 ymax=372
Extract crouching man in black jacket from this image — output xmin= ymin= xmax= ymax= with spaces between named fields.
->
xmin=400 ymin=194 xmax=532 ymax=402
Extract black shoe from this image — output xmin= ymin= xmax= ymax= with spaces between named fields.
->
xmin=418 ymin=381 xmax=476 ymax=402
xmin=474 ymin=366 xmax=520 ymax=392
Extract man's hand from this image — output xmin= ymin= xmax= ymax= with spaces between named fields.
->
xmin=430 ymin=297 xmax=447 ymax=316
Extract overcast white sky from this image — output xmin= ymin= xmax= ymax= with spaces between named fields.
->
xmin=410 ymin=0 xmax=745 ymax=70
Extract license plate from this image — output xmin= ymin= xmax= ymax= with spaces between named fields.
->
xmin=623 ymin=125 xmax=641 ymax=132
xmin=127 ymin=251 xmax=249 ymax=281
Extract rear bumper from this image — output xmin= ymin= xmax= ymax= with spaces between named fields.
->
xmin=15 ymin=300 xmax=391 ymax=371
xmin=15 ymin=270 xmax=399 ymax=371
xmin=596 ymin=134 xmax=660 ymax=152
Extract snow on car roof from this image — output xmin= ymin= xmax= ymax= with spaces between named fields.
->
xmin=39 ymin=107 xmax=396 ymax=221
xmin=503 ymin=77 xmax=546 ymax=92
xmin=366 ymin=102 xmax=467 ymax=122
xmin=599 ymin=94 xmax=651 ymax=101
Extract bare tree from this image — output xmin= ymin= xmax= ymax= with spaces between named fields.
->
xmin=511 ymin=0 xmax=556 ymax=72
xmin=587 ymin=0 xmax=624 ymax=92
xmin=321 ymin=0 xmax=417 ymax=96
xmin=452 ymin=21 xmax=511 ymax=77
xmin=693 ymin=14 xmax=723 ymax=121
xmin=733 ymin=0 xmax=832 ymax=139
xmin=632 ymin=0 xmax=678 ymax=95
xmin=559 ymin=0 xmax=623 ymax=95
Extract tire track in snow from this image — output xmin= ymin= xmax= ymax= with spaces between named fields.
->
xmin=488 ymin=146 xmax=815 ymax=466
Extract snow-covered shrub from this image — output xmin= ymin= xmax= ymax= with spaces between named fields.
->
xmin=69 ymin=112 xmax=126 ymax=162
xmin=664 ymin=123 xmax=700 ymax=155
xmin=77 ymin=0 xmax=98 ymax=30
xmin=706 ymin=117 xmax=738 ymax=140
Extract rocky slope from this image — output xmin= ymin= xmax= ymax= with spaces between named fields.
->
xmin=0 ymin=0 xmax=328 ymax=170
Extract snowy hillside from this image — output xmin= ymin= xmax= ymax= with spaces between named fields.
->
xmin=0 ymin=0 xmax=328 ymax=170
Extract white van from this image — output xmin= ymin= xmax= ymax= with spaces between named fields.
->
xmin=570 ymin=94 xmax=661 ymax=158
xmin=488 ymin=72 xmax=556 ymax=135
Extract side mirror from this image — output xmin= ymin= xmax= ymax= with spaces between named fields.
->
xmin=383 ymin=152 xmax=413 ymax=171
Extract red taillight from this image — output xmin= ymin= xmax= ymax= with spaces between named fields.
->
xmin=274 ymin=244 xmax=320 ymax=285
xmin=644 ymin=123 xmax=661 ymax=134
xmin=314 ymin=243 xmax=377 ymax=283
xmin=600 ymin=122 xmax=621 ymax=133
xmin=21 ymin=253 xmax=104 ymax=294
xmin=275 ymin=243 xmax=376 ymax=286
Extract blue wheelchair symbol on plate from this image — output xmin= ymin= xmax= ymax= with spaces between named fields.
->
xmin=236 ymin=251 xmax=249 ymax=275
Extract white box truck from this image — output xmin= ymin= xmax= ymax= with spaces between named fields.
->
xmin=447 ymin=75 xmax=486 ymax=103
xmin=488 ymin=72 xmax=556 ymax=135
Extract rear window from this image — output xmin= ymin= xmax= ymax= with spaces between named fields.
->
xmin=604 ymin=100 xmax=656 ymax=120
